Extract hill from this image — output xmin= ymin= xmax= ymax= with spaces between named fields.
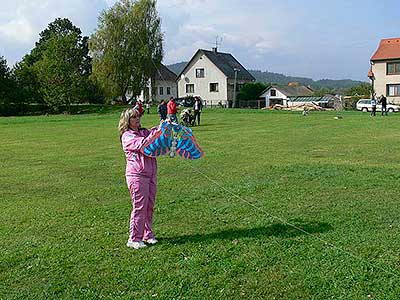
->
xmin=167 ymin=62 xmax=187 ymax=76
xmin=167 ymin=62 xmax=367 ymax=92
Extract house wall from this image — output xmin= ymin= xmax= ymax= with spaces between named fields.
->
xmin=259 ymin=88 xmax=289 ymax=107
xmin=372 ymin=61 xmax=400 ymax=104
xmin=138 ymin=79 xmax=177 ymax=103
xmin=152 ymin=80 xmax=177 ymax=102
xmin=177 ymin=52 xmax=228 ymax=105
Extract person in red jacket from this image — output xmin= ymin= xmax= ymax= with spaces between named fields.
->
xmin=167 ymin=97 xmax=178 ymax=123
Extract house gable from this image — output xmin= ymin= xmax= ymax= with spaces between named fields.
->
xmin=177 ymin=51 xmax=228 ymax=102
xmin=260 ymin=84 xmax=314 ymax=107
xmin=260 ymin=85 xmax=314 ymax=98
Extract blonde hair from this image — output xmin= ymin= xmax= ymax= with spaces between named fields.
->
xmin=118 ymin=108 xmax=140 ymax=138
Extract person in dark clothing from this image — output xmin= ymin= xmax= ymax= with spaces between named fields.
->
xmin=379 ymin=95 xmax=388 ymax=116
xmin=193 ymin=97 xmax=203 ymax=126
xmin=157 ymin=100 xmax=167 ymax=121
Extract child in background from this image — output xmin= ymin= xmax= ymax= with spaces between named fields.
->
xmin=146 ymin=101 xmax=151 ymax=114
xmin=134 ymin=100 xmax=144 ymax=116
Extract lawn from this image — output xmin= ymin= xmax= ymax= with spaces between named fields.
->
xmin=0 ymin=108 xmax=399 ymax=299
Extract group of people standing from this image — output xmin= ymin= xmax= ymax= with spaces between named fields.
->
xmin=371 ymin=94 xmax=388 ymax=116
xmin=156 ymin=97 xmax=177 ymax=123
xmin=157 ymin=97 xmax=203 ymax=125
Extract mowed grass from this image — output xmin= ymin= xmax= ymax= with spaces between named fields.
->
xmin=0 ymin=109 xmax=399 ymax=299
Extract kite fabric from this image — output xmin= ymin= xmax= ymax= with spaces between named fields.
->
xmin=141 ymin=122 xmax=204 ymax=160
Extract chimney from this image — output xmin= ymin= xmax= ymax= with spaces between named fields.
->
xmin=212 ymin=47 xmax=218 ymax=53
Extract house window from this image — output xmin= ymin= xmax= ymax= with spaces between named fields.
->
xmin=159 ymin=87 xmax=163 ymax=95
xmin=270 ymin=89 xmax=277 ymax=96
xmin=387 ymin=62 xmax=400 ymax=75
xmin=210 ymin=83 xmax=219 ymax=92
xmin=196 ymin=68 xmax=205 ymax=78
xmin=236 ymin=84 xmax=243 ymax=92
xmin=186 ymin=84 xmax=195 ymax=93
xmin=167 ymin=87 xmax=171 ymax=95
xmin=387 ymin=84 xmax=400 ymax=96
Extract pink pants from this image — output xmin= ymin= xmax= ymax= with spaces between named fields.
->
xmin=126 ymin=175 xmax=157 ymax=242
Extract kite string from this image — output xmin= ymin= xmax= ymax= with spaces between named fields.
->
xmin=134 ymin=30 xmax=399 ymax=278
xmin=182 ymin=161 xmax=399 ymax=278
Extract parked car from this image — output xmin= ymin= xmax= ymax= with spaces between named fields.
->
xmin=174 ymin=96 xmax=200 ymax=107
xmin=356 ymin=99 xmax=400 ymax=112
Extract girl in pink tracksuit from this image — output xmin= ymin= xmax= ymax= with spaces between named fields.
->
xmin=118 ymin=108 xmax=162 ymax=249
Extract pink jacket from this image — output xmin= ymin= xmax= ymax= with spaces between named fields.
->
xmin=121 ymin=128 xmax=158 ymax=177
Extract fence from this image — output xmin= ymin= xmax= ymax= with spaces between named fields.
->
xmin=203 ymin=100 xmax=266 ymax=109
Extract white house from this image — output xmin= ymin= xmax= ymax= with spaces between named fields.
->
xmin=177 ymin=48 xmax=255 ymax=107
xmin=138 ymin=64 xmax=177 ymax=103
xmin=369 ymin=37 xmax=400 ymax=104
xmin=259 ymin=83 xmax=314 ymax=107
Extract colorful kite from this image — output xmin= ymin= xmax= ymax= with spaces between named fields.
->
xmin=141 ymin=122 xmax=204 ymax=160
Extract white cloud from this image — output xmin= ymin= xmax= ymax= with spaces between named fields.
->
xmin=0 ymin=0 xmax=108 ymax=65
xmin=0 ymin=17 xmax=35 ymax=44
xmin=0 ymin=0 xmax=390 ymax=80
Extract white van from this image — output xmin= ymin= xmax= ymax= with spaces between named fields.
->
xmin=356 ymin=99 xmax=400 ymax=113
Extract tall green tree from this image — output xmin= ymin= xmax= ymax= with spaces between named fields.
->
xmin=90 ymin=0 xmax=163 ymax=102
xmin=237 ymin=82 xmax=269 ymax=101
xmin=13 ymin=18 xmax=97 ymax=109
xmin=0 ymin=56 xmax=18 ymax=104
xmin=34 ymin=34 xmax=87 ymax=110
xmin=0 ymin=56 xmax=11 ymax=102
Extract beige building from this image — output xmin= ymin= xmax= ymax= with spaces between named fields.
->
xmin=369 ymin=38 xmax=400 ymax=103
xmin=177 ymin=48 xmax=255 ymax=107
xmin=138 ymin=64 xmax=177 ymax=103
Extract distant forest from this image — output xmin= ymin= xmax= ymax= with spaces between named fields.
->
xmin=167 ymin=62 xmax=368 ymax=93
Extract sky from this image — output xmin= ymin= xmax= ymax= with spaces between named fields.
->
xmin=1 ymin=0 xmax=399 ymax=81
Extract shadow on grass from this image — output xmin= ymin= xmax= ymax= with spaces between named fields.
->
xmin=162 ymin=219 xmax=333 ymax=245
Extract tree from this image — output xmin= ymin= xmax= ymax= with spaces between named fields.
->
xmin=34 ymin=34 xmax=86 ymax=110
xmin=0 ymin=56 xmax=11 ymax=102
xmin=90 ymin=0 xmax=163 ymax=103
xmin=237 ymin=82 xmax=269 ymax=101
xmin=0 ymin=56 xmax=18 ymax=104
xmin=344 ymin=83 xmax=372 ymax=97
xmin=13 ymin=59 xmax=44 ymax=104
xmin=13 ymin=18 xmax=99 ymax=109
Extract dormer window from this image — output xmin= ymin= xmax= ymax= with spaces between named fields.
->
xmin=196 ymin=68 xmax=205 ymax=78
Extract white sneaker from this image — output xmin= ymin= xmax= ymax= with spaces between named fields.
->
xmin=144 ymin=238 xmax=158 ymax=245
xmin=126 ymin=240 xmax=147 ymax=249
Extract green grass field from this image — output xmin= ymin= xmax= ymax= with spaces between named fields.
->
xmin=1 ymin=109 xmax=399 ymax=299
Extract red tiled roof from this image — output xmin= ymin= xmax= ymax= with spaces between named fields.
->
xmin=371 ymin=38 xmax=400 ymax=61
